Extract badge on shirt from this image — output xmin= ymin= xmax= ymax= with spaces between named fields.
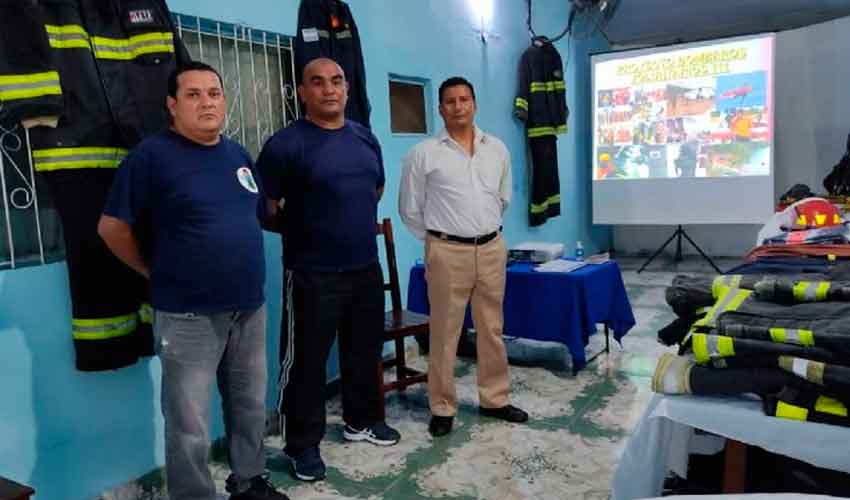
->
xmin=236 ymin=167 xmax=258 ymax=193
xmin=128 ymin=9 xmax=154 ymax=25
xmin=302 ymin=27 xmax=319 ymax=43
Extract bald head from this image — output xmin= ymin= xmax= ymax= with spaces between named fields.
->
xmin=298 ymin=57 xmax=348 ymax=127
xmin=302 ymin=57 xmax=345 ymax=83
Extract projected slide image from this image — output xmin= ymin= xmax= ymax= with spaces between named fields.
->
xmin=597 ymin=145 xmax=669 ymax=179
xmin=593 ymin=36 xmax=773 ymax=180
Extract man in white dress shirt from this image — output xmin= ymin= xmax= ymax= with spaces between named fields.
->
xmin=399 ymin=77 xmax=528 ymax=437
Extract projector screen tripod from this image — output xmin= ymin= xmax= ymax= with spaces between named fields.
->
xmin=637 ymin=225 xmax=722 ymax=274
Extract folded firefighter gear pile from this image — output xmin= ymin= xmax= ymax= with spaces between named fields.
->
xmin=653 ymin=272 xmax=850 ymax=428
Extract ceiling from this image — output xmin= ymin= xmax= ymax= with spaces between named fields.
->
xmin=600 ymin=0 xmax=850 ymax=46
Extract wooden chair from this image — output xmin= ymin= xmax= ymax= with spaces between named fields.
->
xmin=0 ymin=476 xmax=34 ymax=500
xmin=376 ymin=218 xmax=429 ymax=418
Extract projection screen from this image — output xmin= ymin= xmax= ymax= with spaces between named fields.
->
xmin=592 ymin=34 xmax=775 ymax=225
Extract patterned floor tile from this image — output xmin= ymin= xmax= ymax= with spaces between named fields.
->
xmin=97 ymin=258 xmax=723 ymax=500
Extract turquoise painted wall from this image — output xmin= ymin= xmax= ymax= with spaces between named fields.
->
xmin=0 ymin=1 xmax=609 ymax=499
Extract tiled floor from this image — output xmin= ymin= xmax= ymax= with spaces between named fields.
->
xmin=100 ymin=255 xmax=742 ymax=500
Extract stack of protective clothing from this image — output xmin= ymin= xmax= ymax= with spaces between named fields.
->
xmin=653 ymin=270 xmax=850 ymax=428
xmin=0 ymin=0 xmax=189 ymax=371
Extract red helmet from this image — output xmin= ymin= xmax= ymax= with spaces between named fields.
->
xmin=792 ymin=197 xmax=842 ymax=227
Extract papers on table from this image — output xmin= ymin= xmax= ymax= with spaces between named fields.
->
xmin=586 ymin=252 xmax=610 ymax=264
xmin=533 ymin=259 xmax=587 ymax=273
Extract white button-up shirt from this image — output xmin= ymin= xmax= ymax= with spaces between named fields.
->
xmin=399 ymin=126 xmax=512 ymax=240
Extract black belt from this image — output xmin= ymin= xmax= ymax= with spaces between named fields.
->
xmin=427 ymin=228 xmax=500 ymax=245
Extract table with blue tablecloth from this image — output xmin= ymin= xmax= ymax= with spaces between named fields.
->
xmin=406 ymin=259 xmax=636 ymax=371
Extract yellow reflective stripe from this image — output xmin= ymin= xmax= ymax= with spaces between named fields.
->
xmin=530 ymin=194 xmax=560 ymax=214
xmin=529 ymin=80 xmax=566 ymax=92
xmin=0 ymin=86 xmax=62 ymax=100
xmin=32 ymin=147 xmax=128 ymax=158
xmin=769 ymin=327 xmax=786 ymax=343
xmin=776 ymin=401 xmax=808 ymax=421
xmin=0 ymin=71 xmax=60 ymax=85
xmin=45 ymin=24 xmax=92 ymax=49
xmin=91 ymin=32 xmax=174 ymax=60
xmin=793 ymin=281 xmax=826 ymax=301
xmin=727 ymin=288 xmax=749 ymax=311
xmin=693 ymin=334 xmax=735 ymax=363
xmin=815 ymin=282 xmax=830 ymax=300
xmin=771 ymin=327 xmax=815 ymax=346
xmin=693 ymin=333 xmax=709 ymax=363
xmin=0 ymin=70 xmax=62 ymax=100
xmin=527 ymin=124 xmax=567 ymax=137
xmin=711 ymin=277 xmax=724 ymax=298
xmin=815 ymin=396 xmax=848 ymax=417
xmin=35 ymin=159 xmax=123 ymax=170
xmin=92 ymin=31 xmax=173 ymax=47
xmin=46 ymin=28 xmax=90 ymax=47
xmin=45 ymin=24 xmax=88 ymax=35
xmin=711 ymin=275 xmax=741 ymax=298
xmin=49 ymin=38 xmax=92 ymax=49
xmin=528 ymin=126 xmax=555 ymax=137
xmin=32 ymin=147 xmax=128 ymax=171
xmin=72 ymin=313 xmax=137 ymax=340
xmin=94 ymin=44 xmax=174 ymax=60
xmin=139 ymin=303 xmax=153 ymax=325
xmin=515 ymin=97 xmax=528 ymax=110
xmin=694 ymin=287 xmax=752 ymax=329
xmin=717 ymin=336 xmax=735 ymax=356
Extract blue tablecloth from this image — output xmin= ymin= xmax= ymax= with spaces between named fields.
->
xmin=406 ymin=259 xmax=636 ymax=371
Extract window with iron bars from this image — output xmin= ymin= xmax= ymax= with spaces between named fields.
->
xmin=0 ymin=13 xmax=299 ymax=270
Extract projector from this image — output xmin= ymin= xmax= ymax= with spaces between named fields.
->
xmin=508 ymin=242 xmax=565 ymax=264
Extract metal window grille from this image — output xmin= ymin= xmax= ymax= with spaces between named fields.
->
xmin=0 ymin=14 xmax=298 ymax=270
xmin=174 ymin=13 xmax=299 ymax=157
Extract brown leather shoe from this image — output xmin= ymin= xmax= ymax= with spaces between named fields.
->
xmin=479 ymin=404 xmax=529 ymax=423
xmin=428 ymin=415 xmax=453 ymax=437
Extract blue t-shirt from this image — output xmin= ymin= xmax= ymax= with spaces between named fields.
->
xmin=104 ymin=130 xmax=266 ymax=314
xmin=257 ymin=119 xmax=385 ymax=272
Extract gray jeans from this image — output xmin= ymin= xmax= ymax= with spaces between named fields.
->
xmin=154 ymin=304 xmax=268 ymax=500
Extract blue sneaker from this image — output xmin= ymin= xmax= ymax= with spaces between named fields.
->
xmin=343 ymin=421 xmax=401 ymax=446
xmin=288 ymin=446 xmax=325 ymax=482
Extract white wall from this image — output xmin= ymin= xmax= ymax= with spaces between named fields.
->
xmin=612 ymin=15 xmax=850 ymax=258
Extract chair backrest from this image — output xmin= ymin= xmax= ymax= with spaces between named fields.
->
xmin=377 ymin=218 xmax=403 ymax=312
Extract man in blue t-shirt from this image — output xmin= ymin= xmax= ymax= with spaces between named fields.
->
xmin=257 ymin=58 xmax=400 ymax=482
xmin=98 ymin=62 xmax=288 ymax=500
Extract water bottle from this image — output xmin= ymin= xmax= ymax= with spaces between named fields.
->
xmin=575 ymin=240 xmax=585 ymax=262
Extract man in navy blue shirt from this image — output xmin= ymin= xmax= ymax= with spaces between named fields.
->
xmin=257 ymin=57 xmax=400 ymax=482
xmin=98 ymin=61 xmax=288 ymax=500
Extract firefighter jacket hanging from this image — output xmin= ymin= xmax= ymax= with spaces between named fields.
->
xmin=294 ymin=0 xmax=370 ymax=128
xmin=514 ymin=36 xmax=568 ymax=227
xmin=0 ymin=0 xmax=190 ymax=371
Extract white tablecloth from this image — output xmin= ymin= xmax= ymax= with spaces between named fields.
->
xmin=611 ymin=394 xmax=850 ymax=500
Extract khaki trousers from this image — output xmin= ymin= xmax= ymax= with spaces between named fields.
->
xmin=425 ymin=233 xmax=510 ymax=416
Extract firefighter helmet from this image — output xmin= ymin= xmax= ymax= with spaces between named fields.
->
xmin=792 ymin=197 xmax=843 ymax=227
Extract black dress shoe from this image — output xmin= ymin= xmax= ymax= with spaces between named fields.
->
xmin=428 ymin=415 xmax=453 ymax=437
xmin=479 ymin=404 xmax=529 ymax=423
